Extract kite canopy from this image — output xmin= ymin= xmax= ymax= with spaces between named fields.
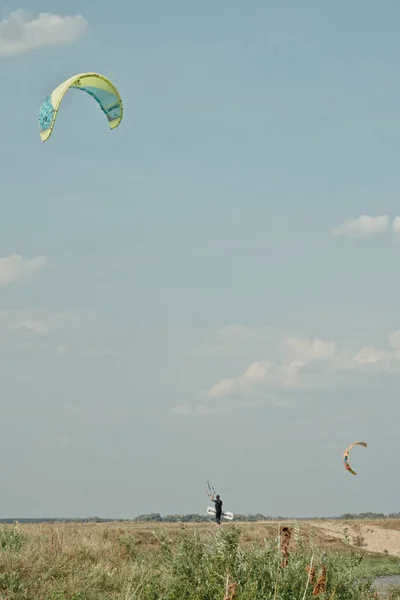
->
xmin=38 ymin=72 xmax=123 ymax=142
xmin=343 ymin=441 xmax=367 ymax=475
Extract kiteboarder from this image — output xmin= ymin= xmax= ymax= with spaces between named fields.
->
xmin=211 ymin=494 xmax=223 ymax=525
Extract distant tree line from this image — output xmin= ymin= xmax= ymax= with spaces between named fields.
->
xmin=339 ymin=512 xmax=400 ymax=519
xmin=133 ymin=513 xmax=271 ymax=523
xmin=0 ymin=512 xmax=399 ymax=524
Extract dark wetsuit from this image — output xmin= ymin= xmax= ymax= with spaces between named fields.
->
xmin=212 ymin=497 xmax=223 ymax=524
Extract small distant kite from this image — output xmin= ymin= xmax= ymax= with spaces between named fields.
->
xmin=38 ymin=72 xmax=123 ymax=142
xmin=206 ymin=480 xmax=216 ymax=499
xmin=343 ymin=441 xmax=367 ymax=475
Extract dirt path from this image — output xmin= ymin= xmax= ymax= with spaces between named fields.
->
xmin=311 ymin=521 xmax=400 ymax=556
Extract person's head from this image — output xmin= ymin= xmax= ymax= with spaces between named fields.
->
xmin=216 ymin=494 xmax=220 ymax=500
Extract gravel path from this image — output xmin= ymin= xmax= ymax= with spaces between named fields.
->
xmin=371 ymin=575 xmax=400 ymax=599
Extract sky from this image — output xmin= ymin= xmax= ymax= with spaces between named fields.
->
xmin=1 ymin=0 xmax=400 ymax=519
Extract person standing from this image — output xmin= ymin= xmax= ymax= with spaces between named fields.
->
xmin=212 ymin=494 xmax=223 ymax=525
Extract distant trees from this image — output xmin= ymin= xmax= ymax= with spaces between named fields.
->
xmin=133 ymin=513 xmax=270 ymax=523
xmin=340 ymin=512 xmax=388 ymax=520
xmin=135 ymin=513 xmax=163 ymax=522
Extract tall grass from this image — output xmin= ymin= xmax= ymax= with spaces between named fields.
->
xmin=0 ymin=521 xmax=393 ymax=599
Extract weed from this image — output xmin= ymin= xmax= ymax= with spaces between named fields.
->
xmin=0 ymin=521 xmax=393 ymax=599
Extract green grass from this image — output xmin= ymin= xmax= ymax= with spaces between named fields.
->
xmin=0 ymin=520 xmax=397 ymax=599
xmin=386 ymin=585 xmax=400 ymax=599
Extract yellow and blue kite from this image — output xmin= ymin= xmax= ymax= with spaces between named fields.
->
xmin=38 ymin=72 xmax=123 ymax=142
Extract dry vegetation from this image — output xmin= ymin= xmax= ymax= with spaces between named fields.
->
xmin=0 ymin=519 xmax=399 ymax=599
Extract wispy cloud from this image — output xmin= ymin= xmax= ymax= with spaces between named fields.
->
xmin=0 ymin=309 xmax=135 ymax=357
xmin=173 ymin=324 xmax=400 ymax=414
xmin=332 ymin=214 xmax=389 ymax=238
xmin=0 ymin=255 xmax=46 ymax=284
xmin=200 ymin=329 xmax=399 ymax=400
xmin=0 ymin=9 xmax=88 ymax=56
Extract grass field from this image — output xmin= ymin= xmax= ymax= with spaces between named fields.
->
xmin=0 ymin=519 xmax=400 ymax=599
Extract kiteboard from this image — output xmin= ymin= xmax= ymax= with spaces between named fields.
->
xmin=207 ymin=506 xmax=234 ymax=520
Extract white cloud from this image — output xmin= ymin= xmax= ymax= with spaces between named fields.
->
xmin=283 ymin=336 xmax=338 ymax=362
xmin=0 ymin=255 xmax=46 ymax=284
xmin=17 ymin=320 xmax=51 ymax=335
xmin=0 ymin=310 xmax=71 ymax=353
xmin=332 ymin=214 xmax=389 ymax=238
xmin=0 ymin=309 xmax=134 ymax=358
xmin=0 ymin=9 xmax=87 ymax=56
xmin=194 ymin=326 xmax=400 ymax=404
xmin=352 ymin=344 xmax=389 ymax=365
xmin=393 ymin=216 xmax=400 ymax=234
xmin=202 ymin=359 xmax=302 ymax=399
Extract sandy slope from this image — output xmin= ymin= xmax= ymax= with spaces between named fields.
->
xmin=311 ymin=521 xmax=400 ymax=556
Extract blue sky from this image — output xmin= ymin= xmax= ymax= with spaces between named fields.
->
xmin=1 ymin=0 xmax=400 ymax=518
